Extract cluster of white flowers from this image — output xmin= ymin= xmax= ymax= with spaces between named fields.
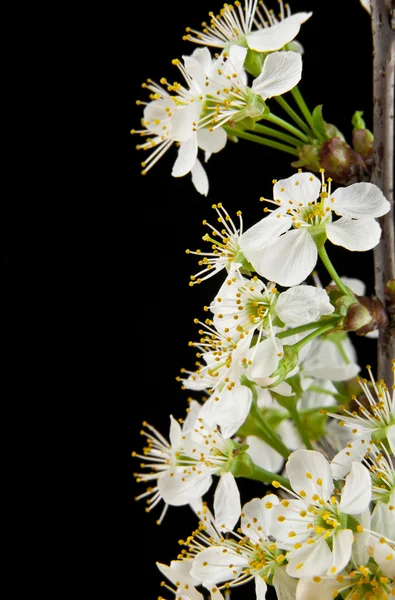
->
xmin=131 ymin=0 xmax=312 ymax=195
xmin=133 ymin=166 xmax=393 ymax=596
xmin=131 ymin=1 xmax=394 ymax=598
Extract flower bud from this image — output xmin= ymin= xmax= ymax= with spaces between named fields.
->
xmin=351 ymin=111 xmax=374 ymax=160
xmin=344 ymin=295 xmax=388 ymax=335
xmin=318 ymin=137 xmax=369 ymax=185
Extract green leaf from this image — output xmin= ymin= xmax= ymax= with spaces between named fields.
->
xmin=311 ymin=104 xmax=328 ymax=141
xmin=351 ymin=110 xmax=366 ymax=130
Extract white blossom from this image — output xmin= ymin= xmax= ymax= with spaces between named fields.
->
xmin=270 ymin=449 xmax=372 ymax=577
xmin=183 ymin=0 xmax=312 ymax=54
xmin=239 ymin=171 xmax=391 ymax=286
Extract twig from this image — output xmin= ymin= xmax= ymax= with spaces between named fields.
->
xmin=370 ymin=0 xmax=395 ymax=382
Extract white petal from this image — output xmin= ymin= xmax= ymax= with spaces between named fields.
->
xmin=296 ymin=577 xmax=342 ymax=600
xmin=169 ymin=415 xmax=183 ymax=449
xmin=246 ymin=435 xmax=284 ymax=473
xmin=240 ymin=212 xmax=292 ymax=256
xmin=360 ymin=0 xmax=372 ymax=13
xmin=367 ymin=535 xmax=395 ymax=579
xmin=199 ymin=385 xmax=253 ymax=438
xmin=246 ymin=21 xmax=302 ymax=52
xmin=172 ymin=137 xmax=198 ymax=177
xmin=254 ymin=576 xmax=267 ymax=600
xmin=276 ymin=285 xmax=334 ymax=327
xmin=158 ymin=468 xmax=212 ymax=505
xmin=191 ymin=546 xmax=246 ymax=584
xmin=326 ymin=216 xmax=382 ymax=251
xmin=331 ymin=438 xmax=368 ymax=480
xmin=251 ymin=51 xmax=302 ymax=99
xmin=270 ymin=499 xmax=313 ymax=549
xmin=273 ymin=172 xmax=321 ymax=207
xmin=286 ymin=449 xmax=333 ymax=503
xmin=371 ymin=493 xmax=395 ymax=540
xmin=157 ymin=560 xmax=201 ymax=588
xmin=227 ymin=45 xmax=248 ymax=74
xmin=171 ymin=102 xmax=201 ymax=142
xmin=329 ymin=529 xmax=354 ymax=575
xmin=387 ymin=424 xmax=395 ymax=454
xmin=249 ymin=337 xmax=282 ymax=384
xmin=331 ymin=182 xmax=391 ymax=219
xmin=277 ymin=419 xmax=302 ymax=450
xmin=183 ymin=56 xmax=207 ymax=93
xmin=274 ymin=381 xmax=295 ymax=397
xmin=191 ymin=158 xmax=209 ymax=196
xmin=332 ymin=276 xmax=366 ymax=296
xmin=241 ymin=494 xmax=280 ymax=540
xmin=285 ymin=12 xmax=313 ymax=25
xmin=191 ymin=47 xmax=213 ymax=73
xmin=352 ymin=508 xmax=371 ymax=567
xmin=214 ymin=472 xmax=241 ymax=532
xmin=301 ymin=336 xmax=360 ymax=381
xmin=197 ymin=127 xmax=227 ymax=153
xmin=339 ymin=461 xmax=372 ymax=515
xmin=272 ymin=567 xmax=298 ymax=600
xmin=246 ymin=13 xmax=311 ymax=53
xmin=182 ymin=400 xmax=202 ymax=432
xmin=256 ymin=229 xmax=318 ymax=287
xmin=286 ymin=537 xmax=333 ymax=577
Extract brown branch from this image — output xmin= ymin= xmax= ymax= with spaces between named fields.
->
xmin=371 ymin=0 xmax=395 ymax=383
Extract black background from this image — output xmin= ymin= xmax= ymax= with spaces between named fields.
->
xmin=1 ymin=0 xmax=380 ymax=597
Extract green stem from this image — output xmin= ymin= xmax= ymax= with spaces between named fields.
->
xmin=250 ymin=402 xmax=291 ymax=459
xmin=223 ymin=126 xmax=298 ymax=156
xmin=318 ymin=245 xmax=354 ymax=298
xmin=277 ymin=322 xmax=324 ymax=340
xmin=274 ymin=96 xmax=313 ymax=136
xmin=247 ymin=463 xmax=291 ymax=490
xmin=288 ymin=406 xmax=313 ymax=450
xmin=291 ymin=86 xmax=316 ymax=132
xmin=291 ymin=322 xmax=339 ymax=353
xmin=263 ymin=113 xmax=309 ymax=142
xmin=253 ymin=122 xmax=301 ymax=147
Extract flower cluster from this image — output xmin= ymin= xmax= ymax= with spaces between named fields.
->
xmin=133 ymin=165 xmax=393 ymax=597
xmin=131 ymin=1 xmax=394 ymax=598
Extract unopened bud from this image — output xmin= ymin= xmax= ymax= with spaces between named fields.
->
xmin=319 ymin=137 xmax=369 ymax=185
xmin=344 ymin=296 xmax=388 ymax=335
xmin=351 ymin=111 xmax=374 ymax=160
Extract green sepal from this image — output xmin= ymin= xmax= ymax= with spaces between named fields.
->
xmin=311 ymin=105 xmax=328 ymax=141
xmin=309 ymin=224 xmax=327 ymax=250
xmin=229 ymin=448 xmax=255 ymax=478
xmin=243 ymin=48 xmax=266 ymax=78
xmin=269 ymin=345 xmax=299 ymax=388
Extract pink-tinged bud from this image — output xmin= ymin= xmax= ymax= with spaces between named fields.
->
xmin=344 ymin=295 xmax=389 ymax=335
xmin=351 ymin=110 xmax=374 ymax=160
xmin=352 ymin=129 xmax=374 ymax=160
xmin=318 ymin=137 xmax=370 ymax=185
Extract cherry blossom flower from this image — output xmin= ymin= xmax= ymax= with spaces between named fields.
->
xmin=328 ymin=363 xmax=395 ymax=451
xmin=239 ymin=171 xmax=391 ymax=286
xmin=270 ymin=449 xmax=372 ymax=577
xmin=183 ymin=0 xmax=312 ymax=54
xmin=187 ymin=496 xmax=298 ymax=600
xmin=133 ymin=400 xmax=244 ymax=528
xmin=209 ymin=273 xmax=334 ymax=340
xmin=133 ymin=47 xmax=302 ymax=195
